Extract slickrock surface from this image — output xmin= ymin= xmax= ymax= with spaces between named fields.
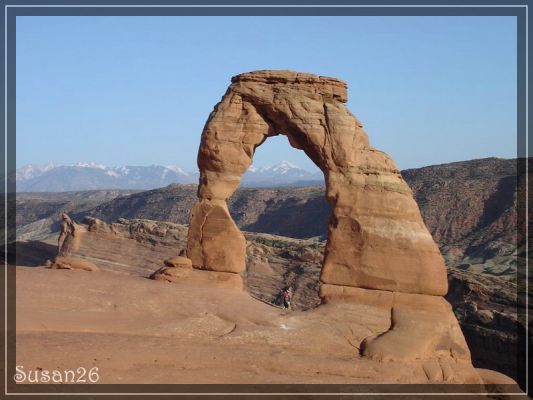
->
xmin=17 ymin=268 xmax=487 ymax=385
xmin=188 ymin=70 xmax=447 ymax=296
xmin=14 ymin=218 xmax=521 ymax=387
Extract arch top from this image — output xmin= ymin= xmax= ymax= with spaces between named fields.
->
xmin=231 ymin=69 xmax=348 ymax=103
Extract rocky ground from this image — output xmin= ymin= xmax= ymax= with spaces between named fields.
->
xmin=17 ymin=267 xmax=491 ymax=386
xmin=12 ymin=217 xmax=527 ymax=389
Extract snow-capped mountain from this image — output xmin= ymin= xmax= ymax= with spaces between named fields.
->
xmin=250 ymin=160 xmax=312 ymax=176
xmin=15 ymin=163 xmax=197 ymax=192
xmin=242 ymin=160 xmax=321 ymax=186
xmin=15 ymin=161 xmax=323 ymax=192
xmin=15 ymin=163 xmax=63 ymax=181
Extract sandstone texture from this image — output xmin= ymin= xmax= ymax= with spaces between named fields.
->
xmin=16 ymin=267 xmax=496 ymax=386
xmin=187 ymin=70 xmax=447 ymax=296
xmin=319 ymin=284 xmax=473 ymax=367
xmin=187 ymin=201 xmax=246 ymax=274
xmin=55 ymin=216 xmax=188 ymax=276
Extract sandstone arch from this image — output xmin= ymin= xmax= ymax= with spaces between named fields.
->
xmin=187 ymin=70 xmax=447 ymax=296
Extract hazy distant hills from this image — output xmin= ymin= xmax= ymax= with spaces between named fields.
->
xmin=15 ymin=161 xmax=322 ymax=192
xmin=16 ymin=163 xmax=194 ymax=192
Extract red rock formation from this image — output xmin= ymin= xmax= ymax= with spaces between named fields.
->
xmin=187 ymin=70 xmax=447 ymax=296
xmin=56 ymin=217 xmax=189 ymax=276
xmin=182 ymin=70 xmax=485 ymax=371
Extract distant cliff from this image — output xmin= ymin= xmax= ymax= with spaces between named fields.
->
xmin=404 ymin=157 xmax=520 ymax=281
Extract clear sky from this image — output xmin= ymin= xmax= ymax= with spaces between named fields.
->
xmin=16 ymin=16 xmax=517 ymax=172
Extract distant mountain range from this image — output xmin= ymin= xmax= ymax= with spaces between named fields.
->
xmin=15 ymin=161 xmax=323 ymax=192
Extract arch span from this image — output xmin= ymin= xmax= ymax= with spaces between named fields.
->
xmin=186 ymin=70 xmax=447 ymax=297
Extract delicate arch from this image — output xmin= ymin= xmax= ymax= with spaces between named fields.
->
xmin=187 ymin=70 xmax=447 ymax=297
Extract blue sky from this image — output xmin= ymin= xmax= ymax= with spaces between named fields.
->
xmin=16 ymin=16 xmax=517 ymax=171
